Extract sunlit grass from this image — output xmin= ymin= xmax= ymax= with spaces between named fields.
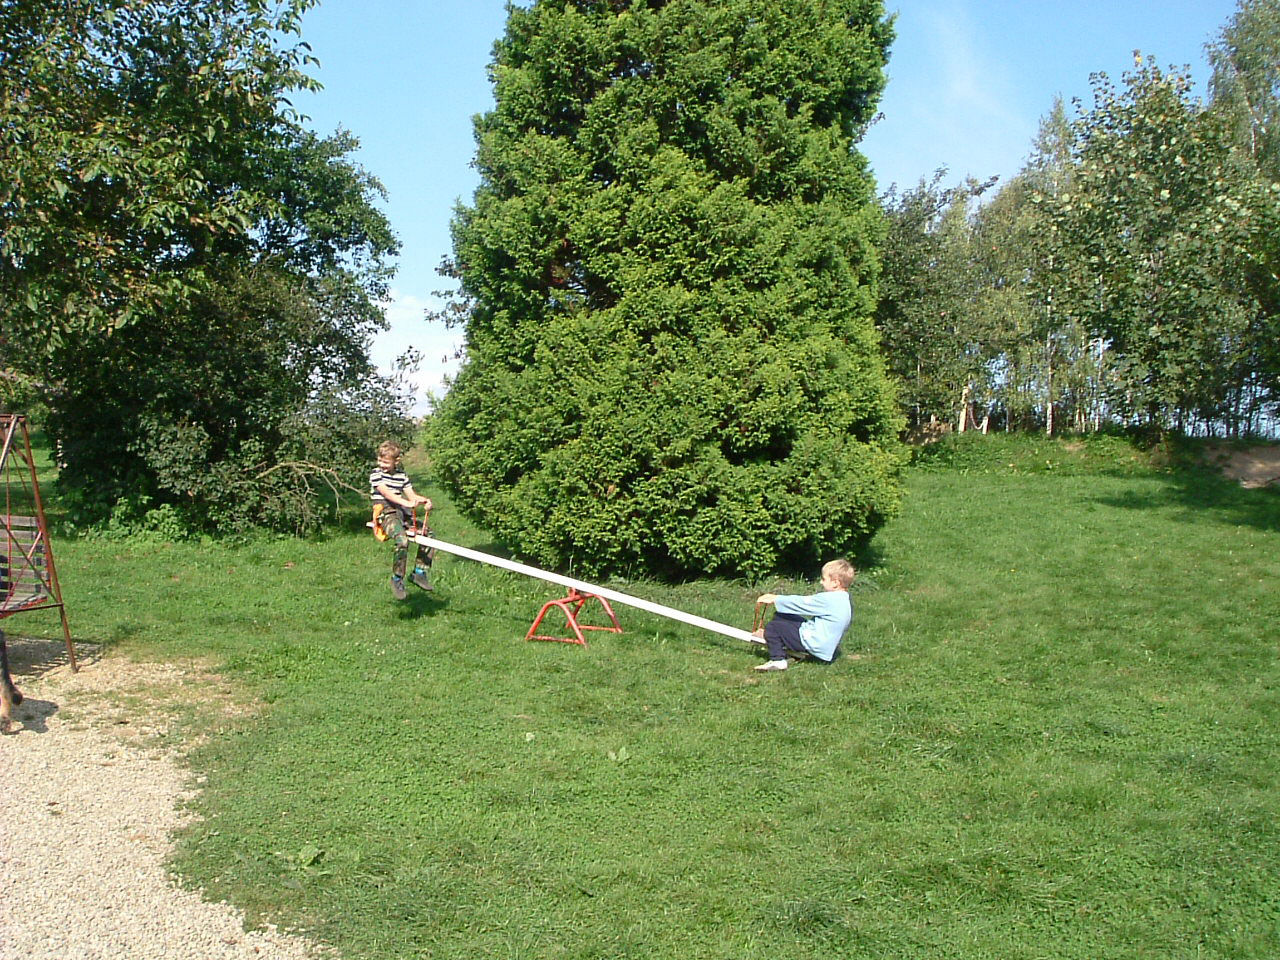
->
xmin=29 ymin=432 xmax=1280 ymax=959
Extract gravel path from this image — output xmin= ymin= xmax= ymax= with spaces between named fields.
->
xmin=0 ymin=641 xmax=329 ymax=960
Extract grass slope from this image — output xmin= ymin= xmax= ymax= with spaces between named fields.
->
xmin=36 ymin=433 xmax=1280 ymax=959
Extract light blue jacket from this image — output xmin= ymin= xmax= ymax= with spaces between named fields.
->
xmin=774 ymin=590 xmax=852 ymax=662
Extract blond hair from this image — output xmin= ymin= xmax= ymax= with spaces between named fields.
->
xmin=376 ymin=440 xmax=403 ymax=461
xmin=822 ymin=558 xmax=856 ymax=589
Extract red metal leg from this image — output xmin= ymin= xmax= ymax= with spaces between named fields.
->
xmin=525 ymin=588 xmax=622 ymax=645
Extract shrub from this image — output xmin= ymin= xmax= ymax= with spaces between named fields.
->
xmin=427 ymin=0 xmax=903 ymax=580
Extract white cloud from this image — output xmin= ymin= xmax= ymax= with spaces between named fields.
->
xmin=866 ymin=2 xmax=1035 ymax=190
xmin=926 ymin=8 xmax=1021 ymax=126
xmin=371 ymin=288 xmax=465 ymax=415
xmin=920 ymin=4 xmax=1029 ymax=174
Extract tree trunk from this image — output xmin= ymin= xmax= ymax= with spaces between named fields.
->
xmin=1045 ymin=331 xmax=1056 ymax=437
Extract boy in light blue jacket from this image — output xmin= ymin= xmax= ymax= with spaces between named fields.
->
xmin=751 ymin=559 xmax=855 ymax=672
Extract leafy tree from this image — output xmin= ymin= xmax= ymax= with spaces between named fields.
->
xmin=0 ymin=0 xmax=319 ymax=365
xmin=428 ymin=0 xmax=902 ymax=580
xmin=1 ymin=0 xmax=411 ymax=532
xmin=1037 ymin=57 xmax=1277 ymax=434
xmin=46 ymin=125 xmax=408 ymax=535
xmin=973 ymin=100 xmax=1118 ymax=436
xmin=1209 ymin=0 xmax=1280 ymax=180
xmin=874 ymin=103 xmax=1103 ymax=439
xmin=876 ymin=172 xmax=1002 ymax=433
xmin=1209 ymin=0 xmax=1280 ymax=415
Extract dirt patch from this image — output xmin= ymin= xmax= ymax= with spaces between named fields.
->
xmin=1203 ymin=443 xmax=1280 ymax=489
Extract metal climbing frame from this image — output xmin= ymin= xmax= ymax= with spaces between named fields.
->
xmin=0 ymin=414 xmax=77 ymax=671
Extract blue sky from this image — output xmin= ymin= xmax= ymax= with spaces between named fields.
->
xmin=295 ymin=0 xmax=1242 ymax=410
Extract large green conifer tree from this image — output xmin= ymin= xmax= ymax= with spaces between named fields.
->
xmin=429 ymin=0 xmax=902 ymax=579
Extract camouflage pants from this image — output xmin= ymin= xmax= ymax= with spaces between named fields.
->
xmin=378 ymin=509 xmax=433 ymax=579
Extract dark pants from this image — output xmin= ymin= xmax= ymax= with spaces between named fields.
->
xmin=764 ymin=613 xmax=810 ymax=661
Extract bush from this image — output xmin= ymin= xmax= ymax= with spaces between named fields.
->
xmin=427 ymin=0 xmax=902 ymax=580
xmin=48 ymin=268 xmax=414 ymax=537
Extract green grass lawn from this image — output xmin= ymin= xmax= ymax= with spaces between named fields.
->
xmin=31 ymin=433 xmax=1280 ymax=959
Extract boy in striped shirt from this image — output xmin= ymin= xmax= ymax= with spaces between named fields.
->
xmin=371 ymin=440 xmax=434 ymax=600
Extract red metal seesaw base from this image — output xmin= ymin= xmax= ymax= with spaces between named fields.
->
xmin=525 ymin=588 xmax=623 ymax=646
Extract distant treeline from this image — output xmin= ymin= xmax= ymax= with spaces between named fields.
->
xmin=876 ymin=0 xmax=1280 ymax=440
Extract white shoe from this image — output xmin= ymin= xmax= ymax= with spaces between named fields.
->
xmin=754 ymin=659 xmax=788 ymax=672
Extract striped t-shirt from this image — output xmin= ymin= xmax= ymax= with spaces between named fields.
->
xmin=370 ymin=467 xmax=410 ymax=505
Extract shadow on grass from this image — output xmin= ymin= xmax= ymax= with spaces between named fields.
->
xmin=334 ymin=506 xmax=379 ymax=539
xmin=394 ymin=590 xmax=450 ymax=620
xmin=1092 ymin=464 xmax=1280 ymax=533
xmin=851 ymin=541 xmax=888 ymax=580
xmin=2 ymin=632 xmax=98 ymax=679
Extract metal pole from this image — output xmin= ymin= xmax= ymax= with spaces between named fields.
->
xmin=0 ymin=416 xmax=77 ymax=670
xmin=413 ymin=535 xmax=757 ymax=644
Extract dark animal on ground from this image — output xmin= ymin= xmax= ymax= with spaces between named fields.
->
xmin=1 ymin=629 xmax=23 ymax=733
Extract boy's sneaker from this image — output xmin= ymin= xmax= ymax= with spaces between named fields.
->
xmin=390 ymin=575 xmax=408 ymax=600
xmin=410 ymin=568 xmax=433 ymax=591
xmin=754 ymin=659 xmax=788 ymax=672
